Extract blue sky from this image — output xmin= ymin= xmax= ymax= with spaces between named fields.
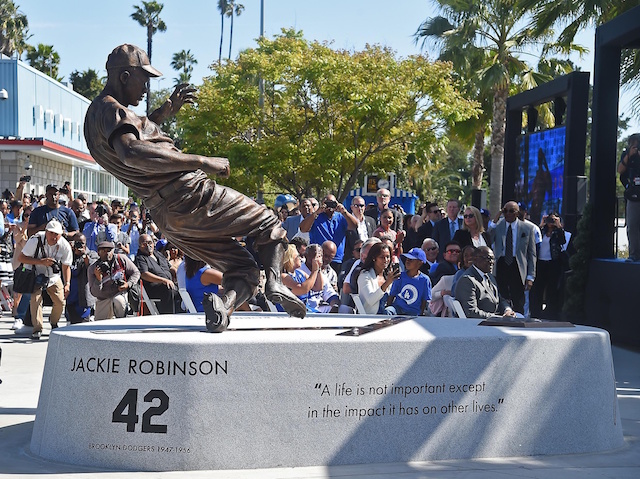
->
xmin=16 ymin=0 xmax=637 ymax=133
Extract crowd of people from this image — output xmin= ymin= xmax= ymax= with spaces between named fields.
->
xmin=0 ymin=179 xmax=235 ymax=339
xmin=1 ymin=178 xmax=576 ymax=339
xmin=272 ymin=189 xmax=574 ymax=320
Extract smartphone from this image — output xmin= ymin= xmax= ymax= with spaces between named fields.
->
xmin=392 ymin=263 xmax=400 ymax=275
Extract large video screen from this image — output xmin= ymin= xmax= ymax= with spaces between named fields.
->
xmin=514 ymin=126 xmax=566 ymax=225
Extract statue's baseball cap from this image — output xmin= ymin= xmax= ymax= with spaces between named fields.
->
xmin=106 ymin=44 xmax=162 ymax=77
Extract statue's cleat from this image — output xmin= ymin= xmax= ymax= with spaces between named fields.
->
xmin=265 ymin=284 xmax=307 ymax=318
xmin=203 ymin=293 xmax=230 ymax=333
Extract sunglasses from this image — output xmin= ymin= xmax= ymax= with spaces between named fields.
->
xmin=446 ymin=249 xmax=461 ymax=254
xmin=503 ymin=208 xmax=518 ymax=213
xmin=463 ymin=214 xmax=475 ymax=219
xmin=352 ymin=204 xmax=365 ymax=208
xmin=425 ymin=247 xmax=438 ymax=251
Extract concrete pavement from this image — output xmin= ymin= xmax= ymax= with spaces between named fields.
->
xmin=1 ymin=309 xmax=639 ymax=478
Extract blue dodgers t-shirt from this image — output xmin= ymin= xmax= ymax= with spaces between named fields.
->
xmin=309 ymin=212 xmax=349 ymax=263
xmin=389 ymin=271 xmax=432 ymax=315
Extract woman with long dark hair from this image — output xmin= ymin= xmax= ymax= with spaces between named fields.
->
xmin=357 ymin=242 xmax=400 ymax=314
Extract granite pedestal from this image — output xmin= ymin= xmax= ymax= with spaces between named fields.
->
xmin=30 ymin=314 xmax=623 ymax=471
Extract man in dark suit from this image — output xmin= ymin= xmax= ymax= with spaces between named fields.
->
xmin=432 ymin=199 xmax=462 ymax=260
xmin=416 ymin=202 xmax=439 ymax=245
xmin=344 ymin=196 xmax=376 ymax=263
xmin=456 ymin=246 xmax=516 ymax=319
xmin=365 ymin=188 xmax=403 ymax=232
xmin=490 ymin=201 xmax=537 ymax=314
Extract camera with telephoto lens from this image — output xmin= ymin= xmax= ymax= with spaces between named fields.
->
xmin=19 ymin=175 xmax=31 ymax=182
xmin=324 ymin=200 xmax=338 ymax=209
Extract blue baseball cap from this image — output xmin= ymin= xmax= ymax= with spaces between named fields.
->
xmin=155 ymin=238 xmax=168 ymax=251
xmin=401 ymin=247 xmax=427 ymax=263
xmin=274 ymin=194 xmax=297 ymax=209
xmin=480 ymin=208 xmax=490 ymax=217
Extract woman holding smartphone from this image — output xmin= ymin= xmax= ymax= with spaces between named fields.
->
xmin=357 ymin=242 xmax=400 ymax=314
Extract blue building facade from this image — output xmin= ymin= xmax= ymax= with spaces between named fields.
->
xmin=0 ymin=57 xmax=127 ymax=202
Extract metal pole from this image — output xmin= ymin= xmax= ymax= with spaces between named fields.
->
xmin=256 ymin=0 xmax=265 ymax=204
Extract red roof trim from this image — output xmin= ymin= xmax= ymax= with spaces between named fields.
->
xmin=0 ymin=138 xmax=94 ymax=163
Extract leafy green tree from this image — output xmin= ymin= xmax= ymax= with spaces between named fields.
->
xmin=170 ymin=49 xmax=197 ymax=85
xmin=0 ymin=0 xmax=29 ymax=57
xmin=415 ymin=0 xmax=572 ymax=215
xmin=179 ymin=29 xmax=478 ymax=201
xmin=131 ymin=0 xmax=167 ymax=114
xmin=69 ymin=68 xmax=104 ymax=100
xmin=25 ymin=43 xmax=61 ymax=81
xmin=227 ymin=1 xmax=244 ymax=60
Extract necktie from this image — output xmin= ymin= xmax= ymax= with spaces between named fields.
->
xmin=485 ymin=274 xmax=496 ymax=299
xmin=504 ymin=223 xmax=513 ymax=265
xmin=450 ymin=220 xmax=455 ymax=239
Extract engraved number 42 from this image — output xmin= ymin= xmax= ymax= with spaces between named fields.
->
xmin=112 ymin=388 xmax=169 ymax=433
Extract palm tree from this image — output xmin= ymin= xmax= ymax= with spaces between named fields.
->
xmin=227 ymin=1 xmax=244 ymax=60
xmin=217 ymin=0 xmax=231 ymax=65
xmin=0 ymin=0 xmax=29 ymax=58
xmin=415 ymin=0 xmax=556 ymax=215
xmin=527 ymin=0 xmax=640 ymax=118
xmin=25 ymin=43 xmax=62 ymax=81
xmin=171 ymin=49 xmax=197 ymax=85
xmin=131 ymin=0 xmax=167 ymax=114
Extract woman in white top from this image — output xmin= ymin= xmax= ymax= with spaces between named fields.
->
xmin=357 ymin=242 xmax=400 ymax=314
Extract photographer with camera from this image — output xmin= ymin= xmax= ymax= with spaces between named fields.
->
xmin=299 ymin=194 xmax=358 ymax=276
xmin=618 ymin=133 xmax=640 ymax=261
xmin=88 ymin=241 xmax=140 ymax=320
xmin=82 ymin=202 xmax=117 ymax=252
xmin=65 ymin=233 xmax=98 ymax=324
xmin=27 ymin=184 xmax=79 ymax=239
xmin=18 ymin=219 xmax=73 ymax=340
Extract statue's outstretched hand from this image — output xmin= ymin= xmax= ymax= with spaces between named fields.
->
xmin=168 ymin=83 xmax=197 ymax=114
xmin=148 ymin=84 xmax=197 ymax=124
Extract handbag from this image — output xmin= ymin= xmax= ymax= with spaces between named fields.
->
xmin=12 ymin=235 xmax=44 ymax=294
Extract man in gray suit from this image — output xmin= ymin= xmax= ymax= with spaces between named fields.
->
xmin=456 ymin=246 xmax=516 ymax=319
xmin=490 ymin=201 xmax=537 ymax=314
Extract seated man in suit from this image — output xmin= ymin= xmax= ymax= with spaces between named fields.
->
xmin=455 ymin=246 xmax=516 ymax=319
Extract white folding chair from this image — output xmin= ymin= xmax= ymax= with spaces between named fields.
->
xmin=140 ymin=283 xmax=161 ymax=315
xmin=443 ymin=295 xmax=466 ymax=318
xmin=179 ymin=288 xmax=199 ymax=314
xmin=350 ymin=294 xmax=367 ymax=315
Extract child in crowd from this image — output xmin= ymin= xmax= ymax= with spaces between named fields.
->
xmin=385 ymin=247 xmax=432 ymax=316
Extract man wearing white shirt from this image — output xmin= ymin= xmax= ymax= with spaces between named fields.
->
xmin=18 ymin=219 xmax=73 ymax=340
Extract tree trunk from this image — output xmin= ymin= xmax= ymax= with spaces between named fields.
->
xmin=219 ymin=15 xmax=224 ymax=65
xmin=472 ymin=127 xmax=485 ymax=189
xmin=489 ymin=87 xmax=508 ymax=216
xmin=228 ymin=14 xmax=234 ymax=60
